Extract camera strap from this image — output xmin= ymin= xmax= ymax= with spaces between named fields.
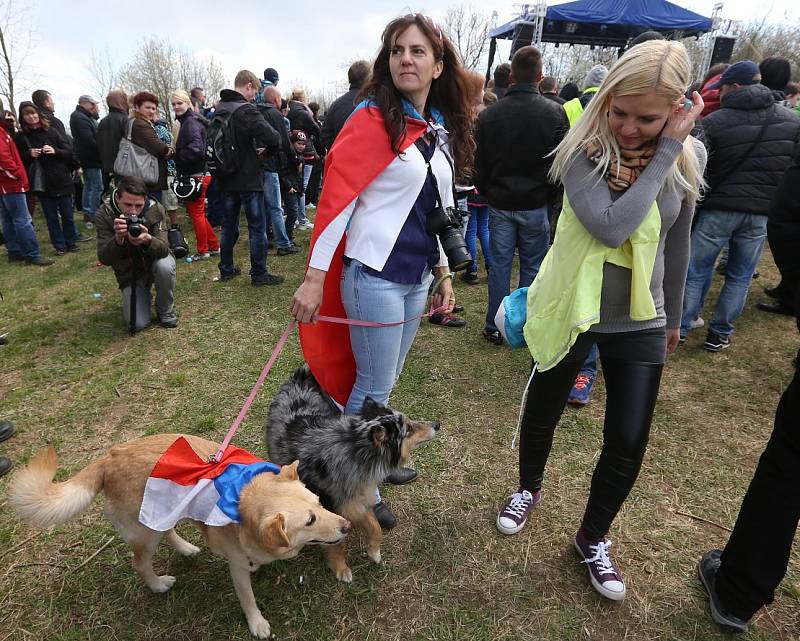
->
xmin=414 ymin=132 xmax=459 ymax=211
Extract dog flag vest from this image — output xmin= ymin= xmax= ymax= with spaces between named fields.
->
xmin=139 ymin=437 xmax=280 ymax=531
xmin=299 ymin=101 xmax=429 ymax=407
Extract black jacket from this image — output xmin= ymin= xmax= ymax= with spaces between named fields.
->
xmin=700 ymin=84 xmax=800 ymax=215
xmin=320 ymin=86 xmax=360 ymax=151
xmin=38 ymin=108 xmax=71 ymax=148
xmin=541 ymin=92 xmax=566 ymax=105
xmin=174 ymin=110 xmax=207 ymax=176
xmin=287 ymin=100 xmax=321 ymax=154
xmin=256 ymin=102 xmax=299 ymax=174
xmin=14 ymin=126 xmax=77 ymax=197
xmin=492 ymin=86 xmax=508 ymax=100
xmin=213 ymin=89 xmax=280 ymax=193
xmin=97 ymin=109 xmax=128 ymax=174
xmin=474 ymin=84 xmax=569 ymax=210
xmin=69 ymin=105 xmax=101 ymax=169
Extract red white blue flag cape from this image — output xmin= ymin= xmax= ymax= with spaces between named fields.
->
xmin=139 ymin=437 xmax=281 ymax=531
xmin=299 ymin=100 xmax=432 ymax=407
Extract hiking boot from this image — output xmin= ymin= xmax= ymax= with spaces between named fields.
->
xmin=460 ymin=271 xmax=479 ymax=285
xmin=703 ymin=331 xmax=731 ymax=352
xmin=373 ymin=501 xmax=397 ymax=530
xmin=496 ymin=489 xmax=541 ymax=535
xmin=0 ymin=420 xmax=15 ymax=442
xmin=276 ymin=245 xmax=300 ymax=256
xmin=251 ymin=273 xmax=284 ymax=287
xmin=568 ymin=372 xmax=595 ymax=406
xmin=697 ymin=549 xmax=748 ymax=633
xmin=219 ymin=267 xmax=242 ymax=282
xmin=574 ymin=529 xmax=626 ymax=600
xmin=158 ymin=315 xmax=179 ymax=329
xmin=25 ymin=256 xmax=55 ymax=266
xmin=385 ymin=467 xmax=417 ymax=485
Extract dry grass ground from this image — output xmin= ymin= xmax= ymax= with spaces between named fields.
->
xmin=0 ymin=211 xmax=798 ymax=640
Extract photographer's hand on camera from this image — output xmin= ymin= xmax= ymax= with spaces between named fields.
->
xmin=291 ymin=267 xmax=325 ymax=324
xmin=113 ymin=215 xmax=151 ymax=247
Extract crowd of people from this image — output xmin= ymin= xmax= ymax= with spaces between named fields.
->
xmin=1 ymin=14 xmax=799 ymax=636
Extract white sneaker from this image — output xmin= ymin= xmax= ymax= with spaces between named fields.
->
xmin=298 ymin=221 xmax=314 ymax=231
xmin=689 ymin=317 xmax=705 ymax=330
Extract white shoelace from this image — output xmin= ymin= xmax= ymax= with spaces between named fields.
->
xmin=503 ymin=490 xmax=534 ymax=517
xmin=582 ymin=539 xmax=616 ymax=576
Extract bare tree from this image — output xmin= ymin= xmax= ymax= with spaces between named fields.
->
xmin=0 ymin=0 xmax=36 ymax=116
xmin=442 ymin=5 xmax=491 ymax=70
xmin=118 ymin=37 xmax=226 ymax=127
xmin=86 ymin=47 xmax=120 ymax=114
xmin=731 ymin=19 xmax=800 ymax=78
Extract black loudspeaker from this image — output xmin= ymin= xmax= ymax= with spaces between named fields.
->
xmin=510 ymin=22 xmax=535 ymax=57
xmin=710 ymin=36 xmax=736 ymax=66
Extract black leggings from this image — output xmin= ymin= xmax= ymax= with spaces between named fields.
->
xmin=519 ymin=327 xmax=666 ymax=540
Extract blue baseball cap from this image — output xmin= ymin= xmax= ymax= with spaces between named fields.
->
xmin=707 ymin=60 xmax=761 ymax=90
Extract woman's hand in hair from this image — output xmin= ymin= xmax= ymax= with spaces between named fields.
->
xmin=662 ymin=91 xmax=704 ymax=143
xmin=291 ymin=267 xmax=326 ymax=324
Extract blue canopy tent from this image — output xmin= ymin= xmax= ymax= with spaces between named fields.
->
xmin=489 ymin=0 xmax=713 ymax=47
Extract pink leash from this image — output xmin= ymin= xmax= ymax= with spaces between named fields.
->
xmin=209 ymin=304 xmax=447 ymax=462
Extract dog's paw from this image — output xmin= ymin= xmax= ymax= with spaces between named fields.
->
xmin=335 ymin=567 xmax=353 ymax=583
xmin=177 ymin=542 xmax=201 ymax=557
xmin=247 ymin=615 xmax=271 ymax=639
xmin=149 ymin=575 xmax=176 ymax=593
xmin=367 ymin=548 xmax=382 ymax=564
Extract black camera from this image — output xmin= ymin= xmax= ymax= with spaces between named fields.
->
xmin=427 ymin=206 xmax=472 ymax=271
xmin=126 ymin=214 xmax=143 ymax=238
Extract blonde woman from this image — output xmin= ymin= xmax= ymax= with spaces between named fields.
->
xmin=171 ymin=89 xmax=218 ymax=259
xmin=494 ymin=40 xmax=706 ymax=600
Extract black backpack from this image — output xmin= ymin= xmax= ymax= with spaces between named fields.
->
xmin=205 ymin=102 xmax=247 ymax=178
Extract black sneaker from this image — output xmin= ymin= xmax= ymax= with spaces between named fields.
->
xmin=697 ymin=549 xmax=748 ymax=633
xmin=25 ymin=256 xmax=55 ymax=266
xmin=76 ymin=233 xmax=94 ymax=243
xmin=251 ymin=273 xmax=284 ymax=286
xmin=276 ymin=245 xmax=300 ymax=256
xmin=219 ymin=267 xmax=242 ymax=282
xmin=460 ymin=271 xmax=479 ymax=285
xmin=703 ymin=331 xmax=731 ymax=352
xmin=385 ymin=467 xmax=417 ymax=485
xmin=158 ymin=315 xmax=179 ymax=329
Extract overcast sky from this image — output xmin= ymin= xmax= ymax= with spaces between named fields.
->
xmin=22 ymin=0 xmax=800 ymax=127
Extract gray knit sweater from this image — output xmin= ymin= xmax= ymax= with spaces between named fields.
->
xmin=562 ymin=136 xmax=707 ymax=332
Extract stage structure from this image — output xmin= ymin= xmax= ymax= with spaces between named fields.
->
xmin=486 ymin=0 xmax=719 ymax=83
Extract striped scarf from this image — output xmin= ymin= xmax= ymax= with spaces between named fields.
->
xmin=587 ymin=140 xmax=657 ymax=192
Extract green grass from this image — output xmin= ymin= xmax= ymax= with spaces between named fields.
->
xmin=0 ymin=210 xmax=798 ymax=640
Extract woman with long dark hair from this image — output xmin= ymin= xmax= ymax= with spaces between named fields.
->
xmin=15 ymin=102 xmax=80 ymax=255
xmin=290 ymin=13 xmax=473 ymax=531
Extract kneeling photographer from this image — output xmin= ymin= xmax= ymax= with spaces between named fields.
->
xmin=96 ymin=176 xmax=178 ymax=332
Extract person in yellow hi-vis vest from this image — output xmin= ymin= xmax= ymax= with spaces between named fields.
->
xmin=562 ymin=64 xmax=608 ymax=128
xmin=494 ymin=40 xmax=706 ymax=602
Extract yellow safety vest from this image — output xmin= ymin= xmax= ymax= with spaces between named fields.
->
xmin=523 ymin=194 xmax=661 ymax=371
xmin=562 ymin=87 xmax=600 ymax=128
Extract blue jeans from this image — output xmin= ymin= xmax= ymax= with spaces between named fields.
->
xmin=219 ymin=191 xmax=268 ymax=279
xmin=297 ymin=164 xmax=313 ymax=224
xmin=681 ymin=210 xmax=767 ymax=338
xmin=342 ymin=259 xmax=432 ymax=416
xmin=465 ymin=205 xmax=491 ymax=274
xmin=263 ymin=171 xmax=292 ymax=249
xmin=0 ymin=192 xmax=41 ymax=259
xmin=39 ymin=195 xmax=78 ymax=251
xmin=580 ymin=344 xmax=599 ymax=377
xmin=485 ymin=206 xmax=550 ymax=331
xmin=81 ymin=167 xmax=103 ymax=221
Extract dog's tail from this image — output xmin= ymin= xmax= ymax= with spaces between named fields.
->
xmin=8 ymin=445 xmax=107 ymax=529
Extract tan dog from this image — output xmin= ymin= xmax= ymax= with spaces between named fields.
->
xmin=8 ymin=434 xmax=351 ymax=639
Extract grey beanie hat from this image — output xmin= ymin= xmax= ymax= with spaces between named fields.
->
xmin=582 ymin=65 xmax=608 ymax=90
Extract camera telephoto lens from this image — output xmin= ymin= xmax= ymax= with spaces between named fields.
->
xmin=426 ymin=206 xmax=472 ymax=271
xmin=126 ymin=215 xmax=142 ymax=238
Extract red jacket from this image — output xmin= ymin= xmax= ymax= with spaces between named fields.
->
xmin=0 ymin=121 xmax=28 ymax=194
xmin=700 ymin=75 xmax=723 ymax=118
